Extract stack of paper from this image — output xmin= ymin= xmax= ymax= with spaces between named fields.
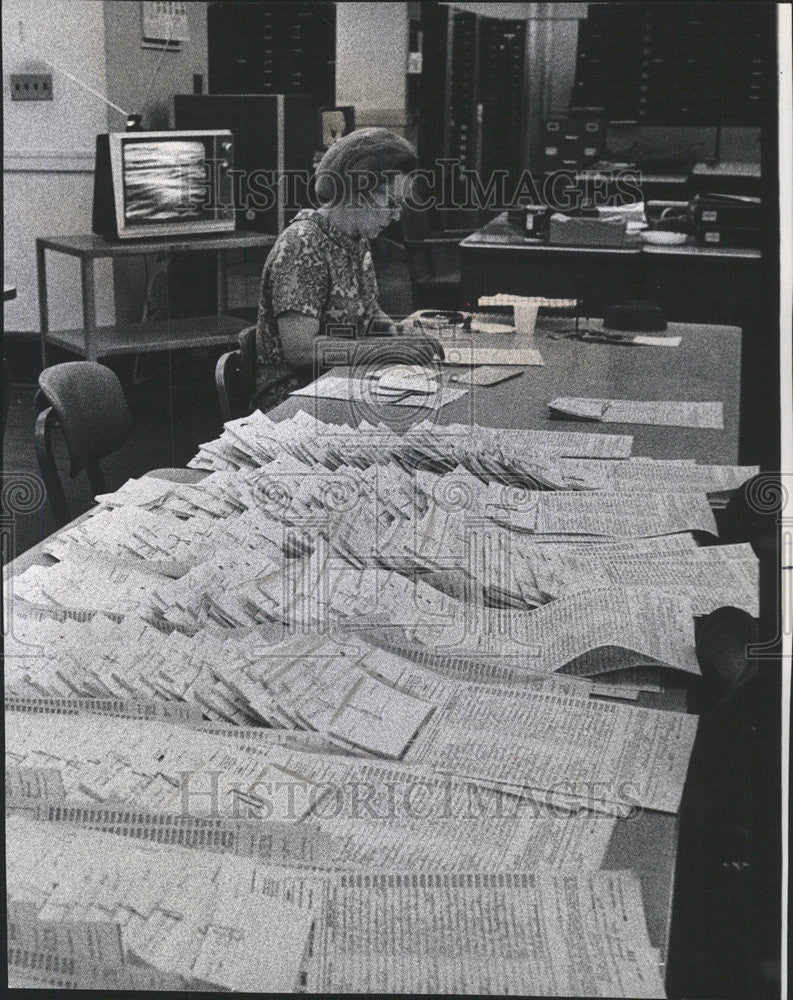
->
xmin=7 ymin=813 xmax=666 ymax=995
xmin=6 ymin=707 xmax=617 ymax=875
xmin=4 ymin=613 xmax=260 ymax=723
xmin=190 ymin=412 xmax=635 ymax=474
xmin=6 ymin=394 xmax=762 ymax=995
xmin=6 ymin=815 xmax=319 ymax=993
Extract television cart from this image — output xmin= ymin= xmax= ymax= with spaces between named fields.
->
xmin=35 ymin=231 xmax=275 ymax=367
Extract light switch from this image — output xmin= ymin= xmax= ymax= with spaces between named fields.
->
xmin=10 ymin=74 xmax=53 ymax=101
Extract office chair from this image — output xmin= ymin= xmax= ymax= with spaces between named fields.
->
xmin=668 ymin=604 xmax=777 ymax=998
xmin=36 ymin=361 xmax=204 ymax=528
xmin=215 ymin=326 xmax=258 ymax=423
xmin=399 ymin=176 xmax=472 ymax=311
xmin=694 ymin=605 xmax=759 ymax=715
xmin=715 ymin=474 xmax=779 ymax=559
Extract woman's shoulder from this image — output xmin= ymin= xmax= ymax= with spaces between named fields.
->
xmin=273 ymin=210 xmax=329 ymax=256
xmin=265 ymin=213 xmax=331 ymax=277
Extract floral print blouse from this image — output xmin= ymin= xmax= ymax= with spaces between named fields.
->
xmin=253 ymin=209 xmax=380 ymax=409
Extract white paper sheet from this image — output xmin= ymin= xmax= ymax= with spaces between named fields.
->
xmin=407 ymin=681 xmax=698 ymax=814
xmin=490 ymin=490 xmax=718 ymax=537
xmin=549 ymin=396 xmax=724 ymax=429
xmin=443 ymin=344 xmax=545 ymax=366
xmin=307 ymin=870 xmax=665 ymax=996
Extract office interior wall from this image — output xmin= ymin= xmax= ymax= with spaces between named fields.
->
xmin=103 ymin=0 xmax=209 ymax=324
xmin=439 ymin=2 xmax=760 ymax=171
xmin=336 ymin=2 xmax=409 ymax=135
xmin=103 ymin=1 xmax=208 ymax=132
xmin=3 ymin=0 xmax=114 ymax=333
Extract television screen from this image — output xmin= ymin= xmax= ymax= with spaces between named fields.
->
xmin=93 ymin=130 xmax=235 ymax=240
xmin=122 ymin=140 xmax=208 ymax=224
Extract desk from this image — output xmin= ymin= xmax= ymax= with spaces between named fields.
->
xmin=642 ymin=244 xmax=762 ymax=327
xmin=6 ymin=321 xmax=741 ymax=976
xmin=35 ymin=231 xmax=275 ymax=366
xmin=459 ymin=215 xmax=642 ymax=312
xmin=274 ymin=318 xmax=741 ymax=465
xmin=460 ymin=213 xmax=762 ymax=327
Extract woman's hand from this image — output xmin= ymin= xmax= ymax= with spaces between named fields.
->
xmin=355 ymin=335 xmax=445 ymax=366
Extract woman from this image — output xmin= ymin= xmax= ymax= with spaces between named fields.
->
xmin=253 ymin=127 xmax=438 ymax=410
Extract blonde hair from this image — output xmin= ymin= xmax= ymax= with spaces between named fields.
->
xmin=314 ymin=127 xmax=418 ymax=206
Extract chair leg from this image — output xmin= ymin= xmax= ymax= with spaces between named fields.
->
xmin=34 ymin=407 xmax=71 ymax=528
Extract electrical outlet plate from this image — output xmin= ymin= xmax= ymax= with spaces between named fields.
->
xmin=11 ymin=74 xmax=53 ymax=101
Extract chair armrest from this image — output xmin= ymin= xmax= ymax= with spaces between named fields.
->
xmin=35 ymin=406 xmax=70 ymax=528
xmin=215 ymin=349 xmax=241 ymax=424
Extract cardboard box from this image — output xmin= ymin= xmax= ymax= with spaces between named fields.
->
xmin=549 ymin=214 xmax=628 ymax=248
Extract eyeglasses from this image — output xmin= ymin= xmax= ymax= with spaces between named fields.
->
xmin=365 ymin=189 xmax=403 ymax=213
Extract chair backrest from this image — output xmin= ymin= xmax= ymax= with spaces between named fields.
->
xmin=716 ymin=474 xmax=779 ymax=558
xmin=694 ymin=605 xmax=759 ymax=715
xmin=38 ymin=362 xmax=133 ymax=478
xmin=215 ymin=327 xmax=258 ymax=423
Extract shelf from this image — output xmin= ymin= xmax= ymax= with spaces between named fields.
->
xmin=43 ymin=315 xmax=249 ymax=359
xmin=37 ymin=231 xmax=276 ymax=259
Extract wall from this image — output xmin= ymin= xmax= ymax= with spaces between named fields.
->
xmin=103 ymin=0 xmax=209 ymax=323
xmin=3 ymin=0 xmax=114 ymax=333
xmin=336 ymin=2 xmax=409 ymax=134
xmin=427 ymin=3 xmax=583 ymax=169
xmin=103 ymin=1 xmax=208 ymax=133
xmin=442 ymin=1 xmax=759 ymax=168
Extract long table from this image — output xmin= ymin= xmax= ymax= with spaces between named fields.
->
xmin=4 ymin=318 xmax=741 ymax=982
xmin=273 ymin=318 xmax=741 ymax=465
xmin=255 ymin=317 xmax=740 ymax=967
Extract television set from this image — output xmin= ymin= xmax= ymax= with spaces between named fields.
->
xmin=92 ymin=130 xmax=236 ymax=240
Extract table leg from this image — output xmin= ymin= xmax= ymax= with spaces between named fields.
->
xmin=217 ymin=250 xmax=228 ymax=316
xmin=36 ymin=241 xmax=50 ymax=369
xmin=80 ymin=257 xmax=97 ymax=361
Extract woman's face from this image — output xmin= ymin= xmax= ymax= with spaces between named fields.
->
xmin=349 ymin=172 xmax=411 ymax=240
